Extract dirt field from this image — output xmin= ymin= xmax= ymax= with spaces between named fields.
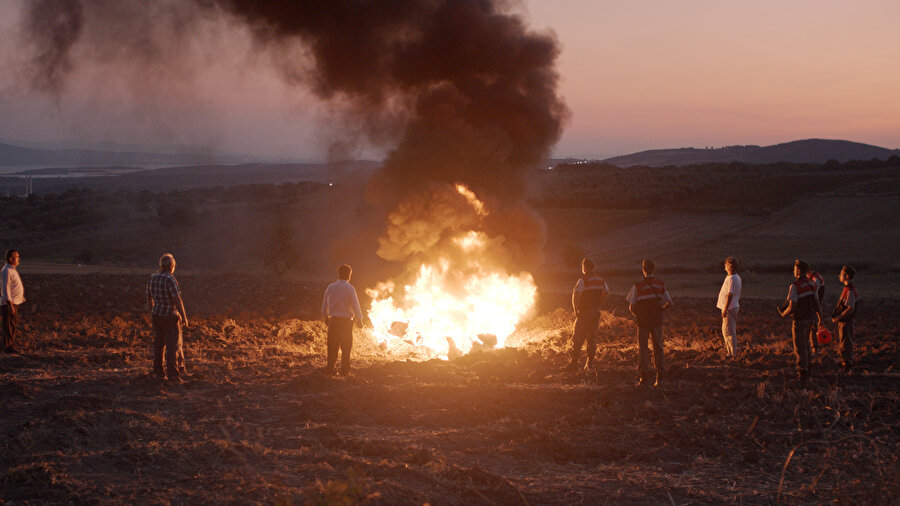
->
xmin=1 ymin=274 xmax=898 ymax=504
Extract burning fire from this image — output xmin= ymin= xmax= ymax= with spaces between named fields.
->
xmin=367 ymin=185 xmax=537 ymax=359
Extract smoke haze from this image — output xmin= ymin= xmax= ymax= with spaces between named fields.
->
xmin=15 ymin=0 xmax=567 ymax=268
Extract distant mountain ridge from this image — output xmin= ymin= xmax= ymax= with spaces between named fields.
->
xmin=0 ymin=161 xmax=382 ymax=195
xmin=600 ymin=139 xmax=900 ymax=167
xmin=0 ymin=141 xmax=247 ymax=168
xmin=5 ymin=138 xmax=899 ymax=171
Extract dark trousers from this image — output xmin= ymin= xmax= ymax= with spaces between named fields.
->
xmin=837 ymin=320 xmax=854 ymax=369
xmin=572 ymin=311 xmax=600 ymax=364
xmin=637 ymin=324 xmax=664 ymax=382
xmin=327 ymin=317 xmax=354 ymax=372
xmin=152 ymin=314 xmax=184 ymax=379
xmin=2 ymin=303 xmax=18 ymax=350
xmin=792 ymin=319 xmax=814 ymax=377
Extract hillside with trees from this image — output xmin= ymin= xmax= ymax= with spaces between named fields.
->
xmin=600 ymin=139 xmax=900 ymax=167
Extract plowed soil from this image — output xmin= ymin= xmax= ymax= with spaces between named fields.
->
xmin=2 ymin=274 xmax=898 ymax=504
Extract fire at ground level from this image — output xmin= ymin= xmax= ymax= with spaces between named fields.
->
xmin=1 ymin=273 xmax=898 ymax=503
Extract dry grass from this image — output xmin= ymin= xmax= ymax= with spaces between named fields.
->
xmin=1 ymin=274 xmax=898 ymax=504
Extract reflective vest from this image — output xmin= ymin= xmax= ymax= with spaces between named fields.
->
xmin=809 ymin=271 xmax=825 ymax=288
xmin=809 ymin=271 xmax=826 ymax=301
xmin=792 ymin=277 xmax=818 ymax=321
xmin=633 ymin=277 xmax=666 ymax=327
xmin=833 ymin=283 xmax=858 ymax=321
xmin=577 ymin=272 xmax=608 ymax=312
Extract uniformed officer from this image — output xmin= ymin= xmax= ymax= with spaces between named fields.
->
xmin=806 ymin=266 xmax=826 ymax=355
xmin=626 ymin=259 xmax=672 ymax=387
xmin=831 ymin=265 xmax=858 ymax=374
xmin=569 ymin=258 xmax=609 ymax=370
xmin=780 ymin=259 xmax=824 ymax=382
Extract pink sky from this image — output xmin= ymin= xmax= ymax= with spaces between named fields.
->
xmin=1 ymin=0 xmax=898 ymax=160
xmin=526 ymin=0 xmax=900 ymax=157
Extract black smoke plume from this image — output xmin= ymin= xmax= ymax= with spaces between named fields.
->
xmin=23 ymin=0 xmax=84 ymax=94
xmin=19 ymin=0 xmax=567 ymax=270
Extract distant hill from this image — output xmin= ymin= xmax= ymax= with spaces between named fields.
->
xmin=0 ymin=161 xmax=381 ymax=195
xmin=0 ymin=141 xmax=246 ymax=168
xmin=600 ymin=139 xmax=900 ymax=167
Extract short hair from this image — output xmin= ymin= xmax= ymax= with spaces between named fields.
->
xmin=338 ymin=264 xmax=352 ymax=280
xmin=642 ymin=259 xmax=655 ymax=273
xmin=581 ymin=258 xmax=594 ymax=272
xmin=841 ymin=265 xmax=856 ymax=279
xmin=5 ymin=249 xmax=18 ymax=263
xmin=794 ymin=259 xmax=810 ymax=274
xmin=725 ymin=256 xmax=739 ymax=272
xmin=159 ymin=253 xmax=176 ymax=273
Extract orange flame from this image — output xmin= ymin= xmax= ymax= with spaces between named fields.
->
xmin=455 ymin=183 xmax=487 ymax=216
xmin=367 ymin=185 xmax=537 ymax=359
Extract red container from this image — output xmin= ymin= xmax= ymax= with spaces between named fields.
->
xmin=816 ymin=326 xmax=833 ymax=345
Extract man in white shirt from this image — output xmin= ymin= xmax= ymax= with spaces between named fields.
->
xmin=321 ymin=264 xmax=364 ymax=376
xmin=716 ymin=256 xmax=742 ymax=358
xmin=1 ymin=249 xmax=26 ymax=353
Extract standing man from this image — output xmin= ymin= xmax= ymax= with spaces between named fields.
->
xmin=806 ymin=266 xmax=826 ymax=356
xmin=1 ymin=250 xmax=25 ymax=353
xmin=626 ymin=259 xmax=672 ymax=387
xmin=146 ymin=253 xmax=189 ymax=383
xmin=831 ymin=265 xmax=858 ymax=374
xmin=717 ymin=257 xmax=742 ymax=359
xmin=321 ymin=264 xmax=364 ymax=377
xmin=779 ymin=259 xmax=823 ymax=383
xmin=569 ymin=258 xmax=609 ymax=370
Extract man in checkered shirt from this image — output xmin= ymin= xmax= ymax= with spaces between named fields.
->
xmin=146 ymin=253 xmax=189 ymax=382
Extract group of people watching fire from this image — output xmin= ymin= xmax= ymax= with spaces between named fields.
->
xmin=1 ymin=249 xmax=859 ymax=386
xmin=571 ymin=256 xmax=859 ymax=386
xmin=145 ymin=255 xmax=367 ymax=382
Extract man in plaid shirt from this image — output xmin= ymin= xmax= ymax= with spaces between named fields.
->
xmin=147 ymin=253 xmax=189 ymax=382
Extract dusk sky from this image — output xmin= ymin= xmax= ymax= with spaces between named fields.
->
xmin=1 ymin=0 xmax=899 ymax=160
xmin=529 ymin=0 xmax=900 ymax=158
